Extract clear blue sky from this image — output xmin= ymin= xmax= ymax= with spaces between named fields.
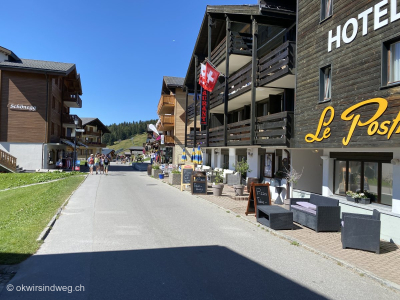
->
xmin=2 ymin=0 xmax=255 ymax=126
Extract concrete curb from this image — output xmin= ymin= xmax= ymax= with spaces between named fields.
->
xmin=36 ymin=175 xmax=88 ymax=242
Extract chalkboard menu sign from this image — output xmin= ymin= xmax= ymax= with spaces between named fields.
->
xmin=245 ymin=183 xmax=271 ymax=216
xmin=181 ymin=165 xmax=194 ymax=191
xmin=191 ymin=174 xmax=208 ymax=195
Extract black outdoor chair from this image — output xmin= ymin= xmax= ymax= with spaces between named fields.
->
xmin=341 ymin=209 xmax=381 ymax=254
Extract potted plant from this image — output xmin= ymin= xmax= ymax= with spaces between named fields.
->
xmin=346 ymin=191 xmax=371 ymax=204
xmin=283 ymin=166 xmax=303 ymax=207
xmin=346 ymin=191 xmax=356 ymax=202
xmin=233 ymin=158 xmax=251 ymax=196
xmin=151 ymin=163 xmax=163 ymax=178
xmin=169 ymin=168 xmax=181 ymax=185
xmin=212 ymin=170 xmax=224 ymax=196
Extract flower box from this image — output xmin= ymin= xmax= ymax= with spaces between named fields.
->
xmin=346 ymin=196 xmax=356 ymax=202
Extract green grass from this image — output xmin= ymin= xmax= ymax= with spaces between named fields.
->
xmin=0 ymin=172 xmax=82 ymax=190
xmin=0 ymin=176 xmax=85 ymax=264
xmin=108 ymin=133 xmax=147 ymax=152
xmin=291 ymin=241 xmax=300 ymax=246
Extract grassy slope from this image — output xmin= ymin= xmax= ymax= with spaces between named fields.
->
xmin=0 ymin=172 xmax=81 ymax=190
xmin=107 ymin=133 xmax=147 ymax=153
xmin=0 ymin=176 xmax=85 ymax=264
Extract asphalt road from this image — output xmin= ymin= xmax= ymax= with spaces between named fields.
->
xmin=1 ymin=164 xmax=398 ymax=299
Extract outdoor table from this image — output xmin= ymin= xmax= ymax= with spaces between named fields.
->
xmin=257 ymin=206 xmax=293 ymax=230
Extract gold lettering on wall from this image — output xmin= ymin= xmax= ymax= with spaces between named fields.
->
xmin=305 ymin=98 xmax=400 ymax=146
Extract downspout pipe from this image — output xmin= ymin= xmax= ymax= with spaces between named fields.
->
xmin=42 ymin=73 xmax=49 ymax=169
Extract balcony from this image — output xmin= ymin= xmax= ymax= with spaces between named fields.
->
xmin=186 ymin=111 xmax=293 ymax=148
xmin=157 ymin=115 xmax=174 ymax=132
xmin=62 ymin=114 xmax=82 ymax=127
xmin=157 ymin=95 xmax=175 ymax=115
xmin=188 ymin=42 xmax=296 ymax=119
xmin=164 ymin=135 xmax=174 ymax=145
xmin=258 ymin=41 xmax=296 ymax=88
xmin=63 ymin=92 xmax=82 ymax=108
xmin=84 ymin=130 xmax=102 ymax=137
xmin=208 ymin=31 xmax=253 ymax=75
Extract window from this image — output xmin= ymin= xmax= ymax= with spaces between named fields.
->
xmin=333 ymin=158 xmax=393 ymax=206
xmin=382 ymin=38 xmax=400 ymax=87
xmin=319 ymin=65 xmax=332 ymax=102
xmin=321 ymin=0 xmax=333 ymax=21
xmin=389 ymin=41 xmax=400 ymax=83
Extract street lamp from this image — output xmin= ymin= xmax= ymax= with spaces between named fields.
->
xmin=73 ymin=119 xmax=79 ymax=171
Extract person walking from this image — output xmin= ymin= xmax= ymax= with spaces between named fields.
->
xmin=99 ymin=155 xmax=105 ymax=174
xmin=104 ymin=154 xmax=110 ymax=175
xmin=88 ymin=154 xmax=94 ymax=175
xmin=94 ymin=154 xmax=100 ymax=174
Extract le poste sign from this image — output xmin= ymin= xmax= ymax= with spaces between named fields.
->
xmin=305 ymin=98 xmax=400 ymax=146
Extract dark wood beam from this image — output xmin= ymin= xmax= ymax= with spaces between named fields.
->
xmin=224 ymin=15 xmax=231 ymax=147
xmin=185 ymin=88 xmax=188 ymax=148
xmin=250 ymin=17 xmax=258 ymax=146
xmin=206 ymin=14 xmax=213 ymax=148
xmin=194 ymin=55 xmax=198 ymax=148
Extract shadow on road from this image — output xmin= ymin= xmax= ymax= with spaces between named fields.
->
xmin=1 ymin=246 xmax=326 ymax=299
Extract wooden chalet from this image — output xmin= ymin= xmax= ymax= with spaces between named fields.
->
xmin=184 ymin=1 xmax=296 ymax=177
xmin=0 ymin=46 xmax=83 ymax=171
xmin=291 ymin=0 xmax=400 ymax=242
xmin=77 ymin=118 xmax=110 ymax=160
xmin=156 ymin=76 xmax=200 ymax=164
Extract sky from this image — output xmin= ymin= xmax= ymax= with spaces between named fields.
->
xmin=2 ymin=0 xmax=256 ymax=126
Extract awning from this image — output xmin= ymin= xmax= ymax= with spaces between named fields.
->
xmin=77 ymin=141 xmax=88 ymax=148
xmin=60 ymin=139 xmax=78 ymax=148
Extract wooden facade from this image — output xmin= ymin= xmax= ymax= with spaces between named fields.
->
xmin=295 ymin=0 xmax=400 ymax=148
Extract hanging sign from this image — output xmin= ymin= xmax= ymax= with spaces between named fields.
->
xmin=200 ymin=88 xmax=208 ymax=125
xmin=161 ymin=135 xmax=165 ymax=145
xmin=305 ymin=98 xmax=400 ymax=146
xmin=8 ymin=104 xmax=37 ymax=112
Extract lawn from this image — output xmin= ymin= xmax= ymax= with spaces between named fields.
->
xmin=0 ymin=175 xmax=85 ymax=264
xmin=0 ymin=172 xmax=81 ymax=190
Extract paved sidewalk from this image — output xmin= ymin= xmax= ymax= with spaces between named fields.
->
xmin=163 ymin=178 xmax=400 ymax=288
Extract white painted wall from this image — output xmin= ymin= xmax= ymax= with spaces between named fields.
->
xmin=392 ymin=149 xmax=400 ymax=215
xmin=229 ymin=148 xmax=236 ymax=171
xmin=291 ymin=149 xmax=323 ymax=194
xmin=247 ymin=148 xmax=259 ymax=178
xmin=0 ymin=143 xmax=44 ymax=170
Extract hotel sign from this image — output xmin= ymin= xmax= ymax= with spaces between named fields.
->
xmin=306 ymin=98 xmax=400 ymax=146
xmin=328 ymin=0 xmax=400 ymax=52
xmin=8 ymin=104 xmax=37 ymax=112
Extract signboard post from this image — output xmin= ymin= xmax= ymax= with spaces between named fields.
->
xmin=245 ymin=183 xmax=271 ymax=216
xmin=191 ymin=173 xmax=208 ymax=195
xmin=181 ymin=165 xmax=194 ymax=191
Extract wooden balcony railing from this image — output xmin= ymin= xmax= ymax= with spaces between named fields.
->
xmin=157 ymin=115 xmax=175 ymax=131
xmin=185 ymin=112 xmax=293 ymax=147
xmin=62 ymin=114 xmax=82 ymax=127
xmin=227 ymin=119 xmax=251 ymax=146
xmin=164 ymin=135 xmax=174 ymax=144
xmin=84 ymin=130 xmax=102 ymax=137
xmin=255 ymin=111 xmax=293 ymax=147
xmin=63 ymin=92 xmax=82 ymax=108
xmin=0 ymin=149 xmax=17 ymax=172
xmin=157 ymin=95 xmax=175 ymax=115
xmin=258 ymin=41 xmax=296 ymax=87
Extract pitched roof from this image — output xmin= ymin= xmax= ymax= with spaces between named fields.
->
xmin=164 ymin=76 xmax=184 ymax=87
xmin=0 ymin=58 xmax=76 ymax=76
xmin=80 ymin=117 xmax=110 ymax=134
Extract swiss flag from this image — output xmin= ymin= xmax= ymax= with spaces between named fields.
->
xmin=199 ymin=62 xmax=220 ymax=92
xmin=199 ymin=63 xmax=206 ymax=86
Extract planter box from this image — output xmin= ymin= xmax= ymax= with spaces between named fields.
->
xmin=169 ymin=173 xmax=181 ymax=185
xmin=152 ymin=169 xmax=163 ymax=178
xmin=346 ymin=196 xmax=371 ymax=204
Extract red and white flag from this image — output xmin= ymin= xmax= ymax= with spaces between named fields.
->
xmin=199 ymin=62 xmax=220 ymax=92
xmin=199 ymin=63 xmax=206 ymax=86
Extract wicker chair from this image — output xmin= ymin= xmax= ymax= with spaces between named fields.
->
xmin=341 ymin=209 xmax=381 ymax=254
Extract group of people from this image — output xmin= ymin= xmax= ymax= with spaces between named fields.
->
xmin=88 ymin=153 xmax=111 ymax=175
